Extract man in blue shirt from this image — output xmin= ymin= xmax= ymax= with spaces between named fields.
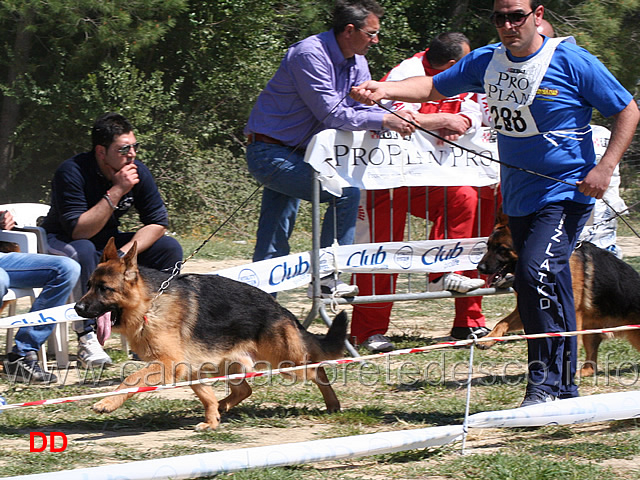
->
xmin=41 ymin=113 xmax=183 ymax=367
xmin=351 ymin=0 xmax=640 ymax=406
xmin=245 ymin=0 xmax=416 ymax=297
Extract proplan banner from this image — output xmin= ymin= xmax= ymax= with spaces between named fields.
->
xmin=304 ymin=127 xmax=500 ymax=196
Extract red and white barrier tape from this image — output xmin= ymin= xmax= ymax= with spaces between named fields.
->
xmin=2 ymin=323 xmax=640 ymax=412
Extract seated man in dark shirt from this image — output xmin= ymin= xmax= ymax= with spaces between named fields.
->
xmin=41 ymin=112 xmax=182 ymax=367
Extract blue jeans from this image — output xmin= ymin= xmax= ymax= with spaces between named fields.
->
xmin=0 ymin=252 xmax=80 ymax=355
xmin=47 ymin=233 xmax=183 ymax=335
xmin=510 ymin=200 xmax=593 ymax=398
xmin=246 ymin=141 xmax=359 ymax=262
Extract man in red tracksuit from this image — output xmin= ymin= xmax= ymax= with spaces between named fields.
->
xmin=351 ymin=32 xmax=501 ymax=353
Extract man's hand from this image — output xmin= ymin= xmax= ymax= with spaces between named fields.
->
xmin=576 ymin=163 xmax=613 ymax=199
xmin=383 ymin=110 xmax=417 ymax=136
xmin=111 ymin=163 xmax=139 ymax=196
xmin=434 ymin=113 xmax=472 ymax=144
xmin=0 ymin=211 xmax=16 ymax=231
xmin=439 ymin=113 xmax=472 ymax=136
xmin=350 ymin=81 xmax=386 ymax=106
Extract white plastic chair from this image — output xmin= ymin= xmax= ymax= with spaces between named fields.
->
xmin=0 ymin=204 xmax=70 ymax=370
xmin=0 ymin=229 xmax=57 ymax=370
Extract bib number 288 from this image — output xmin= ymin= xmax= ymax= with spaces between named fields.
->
xmin=491 ymin=106 xmax=527 ymax=132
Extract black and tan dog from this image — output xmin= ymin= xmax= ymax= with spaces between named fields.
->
xmin=477 ymin=212 xmax=640 ymax=376
xmin=75 ymin=238 xmax=349 ymax=431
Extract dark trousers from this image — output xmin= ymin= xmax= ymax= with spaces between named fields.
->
xmin=47 ymin=232 xmax=183 ymax=335
xmin=509 ymin=200 xmax=592 ymax=398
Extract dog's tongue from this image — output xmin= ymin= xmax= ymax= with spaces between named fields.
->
xmin=96 ymin=312 xmax=112 ymax=346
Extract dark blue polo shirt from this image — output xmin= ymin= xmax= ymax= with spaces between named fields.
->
xmin=41 ymin=152 xmax=169 ymax=248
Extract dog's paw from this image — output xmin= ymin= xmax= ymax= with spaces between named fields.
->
xmin=579 ymin=365 xmax=596 ymax=377
xmin=92 ymin=398 xmax=118 ymax=414
xmin=326 ymin=404 xmax=341 ymax=414
xmin=477 ymin=339 xmax=497 ymax=350
xmin=195 ymin=421 xmax=219 ymax=432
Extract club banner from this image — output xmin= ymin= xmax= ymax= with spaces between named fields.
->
xmin=213 ymin=237 xmax=488 ymax=294
xmin=0 ymin=304 xmax=82 ymax=329
xmin=304 ymin=127 xmax=500 ymax=196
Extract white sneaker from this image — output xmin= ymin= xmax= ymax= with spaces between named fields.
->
xmin=432 ymin=273 xmax=485 ymax=293
xmin=362 ymin=334 xmax=395 ymax=353
xmin=307 ymin=276 xmax=359 ymax=299
xmin=77 ymin=332 xmax=112 ymax=367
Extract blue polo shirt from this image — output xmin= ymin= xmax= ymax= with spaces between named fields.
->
xmin=433 ymin=38 xmax=632 ymax=217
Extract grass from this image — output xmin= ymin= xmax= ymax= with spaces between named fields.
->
xmin=1 ymin=246 xmax=640 ymax=478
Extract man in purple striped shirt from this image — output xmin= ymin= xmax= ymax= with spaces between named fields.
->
xmin=245 ymin=0 xmax=415 ymax=298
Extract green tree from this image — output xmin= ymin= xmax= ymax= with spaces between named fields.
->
xmin=0 ymin=0 xmax=186 ymax=199
xmin=1 ymin=0 xmax=639 ymax=236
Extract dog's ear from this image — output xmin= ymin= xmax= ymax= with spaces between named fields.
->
xmin=123 ymin=241 xmax=138 ymax=282
xmin=102 ymin=237 xmax=119 ymax=262
xmin=496 ymin=207 xmax=509 ymax=227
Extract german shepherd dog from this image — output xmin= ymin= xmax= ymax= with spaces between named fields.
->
xmin=75 ymin=238 xmax=349 ymax=431
xmin=477 ymin=212 xmax=640 ymax=377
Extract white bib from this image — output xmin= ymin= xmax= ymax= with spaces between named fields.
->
xmin=484 ymin=37 xmax=574 ymax=137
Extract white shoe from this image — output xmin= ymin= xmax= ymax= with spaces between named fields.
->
xmin=77 ymin=332 xmax=112 ymax=367
xmin=307 ymin=276 xmax=359 ymax=299
xmin=362 ymin=334 xmax=395 ymax=353
xmin=432 ymin=273 xmax=485 ymax=293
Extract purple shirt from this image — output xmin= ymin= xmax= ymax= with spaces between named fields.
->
xmin=245 ymin=29 xmax=386 ymax=147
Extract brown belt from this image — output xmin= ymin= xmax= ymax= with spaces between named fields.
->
xmin=247 ymin=133 xmax=285 ymax=146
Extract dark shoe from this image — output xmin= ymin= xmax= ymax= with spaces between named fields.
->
xmin=520 ymin=388 xmax=556 ymax=407
xmin=557 ymin=390 xmax=580 ymax=400
xmin=450 ymin=326 xmax=491 ymax=340
xmin=3 ymin=351 xmax=57 ymax=384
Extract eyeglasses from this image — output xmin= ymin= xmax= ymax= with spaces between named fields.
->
xmin=357 ymin=27 xmax=380 ymax=39
xmin=116 ymin=143 xmax=141 ymax=155
xmin=490 ymin=11 xmax=534 ymax=28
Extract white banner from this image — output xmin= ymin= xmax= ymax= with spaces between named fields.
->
xmin=0 ymin=304 xmax=81 ymax=329
xmin=304 ymin=127 xmax=500 ymax=196
xmin=214 ymin=237 xmax=488 ymax=294
xmin=5 ymin=426 xmax=463 ymax=480
xmin=468 ymin=391 xmax=640 ymax=428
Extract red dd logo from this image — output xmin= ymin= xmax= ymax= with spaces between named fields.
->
xmin=29 ymin=432 xmax=68 ymax=452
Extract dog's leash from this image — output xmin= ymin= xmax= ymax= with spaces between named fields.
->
xmin=371 ymin=98 xmax=640 ymax=238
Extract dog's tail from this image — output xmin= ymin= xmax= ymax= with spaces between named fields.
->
xmin=317 ymin=311 xmax=349 ymax=358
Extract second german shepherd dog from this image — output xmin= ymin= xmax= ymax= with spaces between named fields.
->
xmin=477 ymin=212 xmax=640 ymax=377
xmin=75 ymin=238 xmax=349 ymax=431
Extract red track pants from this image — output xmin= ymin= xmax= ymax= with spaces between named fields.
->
xmin=350 ymin=186 xmax=499 ymax=343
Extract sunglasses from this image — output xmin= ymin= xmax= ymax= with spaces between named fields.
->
xmin=490 ymin=10 xmax=533 ymax=28
xmin=357 ymin=27 xmax=380 ymax=39
xmin=116 ymin=143 xmax=141 ymax=155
